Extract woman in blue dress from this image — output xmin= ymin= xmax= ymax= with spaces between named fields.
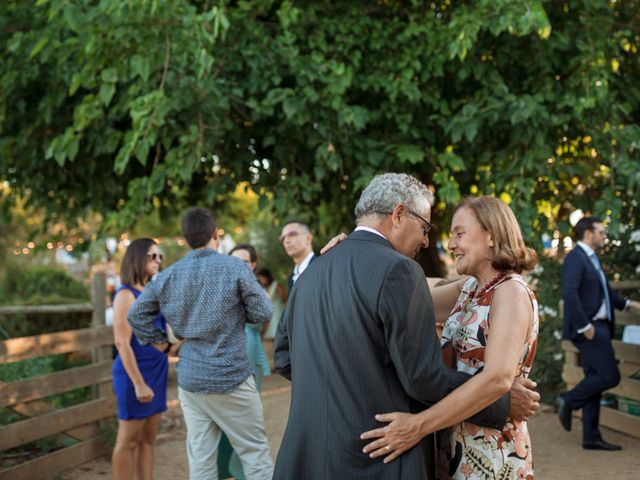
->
xmin=111 ymin=238 xmax=169 ymax=480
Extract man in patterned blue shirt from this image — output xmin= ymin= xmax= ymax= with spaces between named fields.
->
xmin=128 ymin=207 xmax=274 ymax=479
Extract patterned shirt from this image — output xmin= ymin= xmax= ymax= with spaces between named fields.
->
xmin=128 ymin=248 xmax=272 ymax=394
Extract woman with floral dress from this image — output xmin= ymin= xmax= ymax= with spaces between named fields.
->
xmin=361 ymin=196 xmax=539 ymax=480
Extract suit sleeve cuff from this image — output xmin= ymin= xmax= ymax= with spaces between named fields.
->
xmin=577 ymin=323 xmax=594 ymax=334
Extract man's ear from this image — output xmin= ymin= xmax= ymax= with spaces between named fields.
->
xmin=212 ymin=229 xmax=220 ymax=241
xmin=391 ymin=204 xmax=406 ymax=229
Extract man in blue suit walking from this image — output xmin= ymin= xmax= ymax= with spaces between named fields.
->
xmin=558 ymin=217 xmax=640 ymax=450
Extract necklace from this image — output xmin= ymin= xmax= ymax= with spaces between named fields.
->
xmin=467 ymin=271 xmax=509 ymax=303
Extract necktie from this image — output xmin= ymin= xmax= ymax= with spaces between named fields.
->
xmin=590 ymin=253 xmax=612 ymax=321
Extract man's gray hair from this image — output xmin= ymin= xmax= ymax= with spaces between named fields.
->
xmin=354 ymin=173 xmax=433 ymax=222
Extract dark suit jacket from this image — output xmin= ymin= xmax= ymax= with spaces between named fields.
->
xmin=562 ymin=246 xmax=626 ymax=341
xmin=274 ymin=231 xmax=509 ymax=480
xmin=287 ymin=253 xmax=316 ymax=292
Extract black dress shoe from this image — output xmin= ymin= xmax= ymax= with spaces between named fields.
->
xmin=582 ymin=439 xmax=622 ymax=451
xmin=554 ymin=395 xmax=572 ymax=432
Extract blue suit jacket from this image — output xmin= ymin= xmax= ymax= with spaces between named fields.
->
xmin=561 ymin=246 xmax=626 ymax=341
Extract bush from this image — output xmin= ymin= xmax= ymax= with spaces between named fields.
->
xmin=1 ymin=262 xmax=89 ymax=303
xmin=529 ymin=256 xmax=564 ymax=403
xmin=0 ymin=261 xmax=91 ymax=338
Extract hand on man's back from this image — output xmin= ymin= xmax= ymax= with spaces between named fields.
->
xmin=509 ymin=377 xmax=541 ymax=421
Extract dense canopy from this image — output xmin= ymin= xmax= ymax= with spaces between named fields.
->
xmin=1 ymin=0 xmax=639 ymax=239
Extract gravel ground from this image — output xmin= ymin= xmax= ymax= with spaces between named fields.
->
xmin=62 ymin=374 xmax=640 ymax=480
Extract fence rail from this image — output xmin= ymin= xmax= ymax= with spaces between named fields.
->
xmin=0 ymin=326 xmax=113 ymax=364
xmin=0 ymin=274 xmax=113 ymax=480
xmin=0 ymin=304 xmax=93 ymax=316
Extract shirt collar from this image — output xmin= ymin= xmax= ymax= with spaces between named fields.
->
xmin=354 ymin=226 xmax=387 ymax=240
xmin=577 ymin=241 xmax=596 ymax=257
xmin=295 ymin=251 xmax=315 ymax=276
xmin=187 ymin=247 xmax=218 ymax=258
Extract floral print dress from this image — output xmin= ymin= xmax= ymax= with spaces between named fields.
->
xmin=437 ymin=274 xmax=539 ymax=480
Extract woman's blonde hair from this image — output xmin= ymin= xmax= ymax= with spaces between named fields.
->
xmin=454 ymin=196 xmax=537 ymax=273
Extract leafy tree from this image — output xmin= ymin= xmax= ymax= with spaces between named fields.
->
xmin=3 ymin=0 xmax=640 ymax=402
xmin=2 ymin=0 xmax=638 ymax=243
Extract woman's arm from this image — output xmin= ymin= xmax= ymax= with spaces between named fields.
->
xmin=113 ymin=291 xmax=154 ymax=403
xmin=428 ymin=276 xmax=467 ymax=324
xmin=362 ymin=279 xmax=533 ymax=462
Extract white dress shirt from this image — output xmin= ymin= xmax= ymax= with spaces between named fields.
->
xmin=292 ymin=251 xmax=315 ymax=284
xmin=354 ymin=226 xmax=387 ymax=239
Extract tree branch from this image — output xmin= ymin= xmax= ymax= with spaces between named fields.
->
xmin=159 ymin=36 xmax=171 ymax=91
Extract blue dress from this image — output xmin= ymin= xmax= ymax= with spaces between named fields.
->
xmin=112 ymin=285 xmax=168 ymax=420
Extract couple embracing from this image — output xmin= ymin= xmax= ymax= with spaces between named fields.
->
xmin=274 ymin=173 xmax=540 ymax=480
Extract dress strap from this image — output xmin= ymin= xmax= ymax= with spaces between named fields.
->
xmin=116 ymin=284 xmax=141 ymax=299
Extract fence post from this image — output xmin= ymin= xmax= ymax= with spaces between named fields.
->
xmin=91 ymin=273 xmax=110 ymax=399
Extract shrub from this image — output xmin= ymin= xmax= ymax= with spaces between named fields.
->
xmin=529 ymin=256 xmax=564 ymax=403
xmin=0 ymin=262 xmax=91 ymax=338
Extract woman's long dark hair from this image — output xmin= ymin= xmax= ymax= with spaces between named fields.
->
xmin=120 ymin=238 xmax=158 ymax=286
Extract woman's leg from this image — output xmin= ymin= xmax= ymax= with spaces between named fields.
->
xmin=112 ymin=418 xmax=145 ymax=480
xmin=137 ymin=413 xmax=163 ymax=480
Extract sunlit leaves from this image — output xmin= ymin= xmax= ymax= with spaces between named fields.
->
xmin=1 ymin=0 xmax=639 ymax=242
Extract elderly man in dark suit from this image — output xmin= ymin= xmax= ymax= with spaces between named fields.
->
xmin=273 ymin=173 xmax=539 ymax=480
xmin=558 ymin=216 xmax=640 ymax=450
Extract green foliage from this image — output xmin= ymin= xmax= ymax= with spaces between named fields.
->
xmin=99 ymin=417 xmax=119 ymax=449
xmin=0 ymin=261 xmax=90 ymax=338
xmin=528 ymin=256 xmax=564 ymax=403
xmin=602 ymin=208 xmax=640 ymax=291
xmin=1 ymin=1 xmax=638 ymax=244
xmin=2 ymin=264 xmax=89 ymax=304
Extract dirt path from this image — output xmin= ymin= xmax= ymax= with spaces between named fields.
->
xmin=63 ymin=374 xmax=640 ymax=479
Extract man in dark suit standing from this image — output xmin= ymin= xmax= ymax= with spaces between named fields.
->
xmin=273 ymin=173 xmax=538 ymax=480
xmin=279 ymin=220 xmax=316 ymax=292
xmin=558 ymin=216 xmax=640 ymax=450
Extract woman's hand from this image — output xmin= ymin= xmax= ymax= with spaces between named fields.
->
xmin=168 ymin=339 xmax=185 ymax=357
xmin=360 ymin=412 xmax=424 ymax=463
xmin=320 ymin=233 xmax=348 ymax=255
xmin=134 ymin=382 xmax=155 ymax=403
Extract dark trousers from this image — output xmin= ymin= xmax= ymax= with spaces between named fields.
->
xmin=564 ymin=321 xmax=621 ymax=442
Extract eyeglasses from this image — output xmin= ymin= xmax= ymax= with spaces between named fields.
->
xmin=407 ymin=210 xmax=433 ymax=237
xmin=147 ymin=252 xmax=164 ymax=262
xmin=279 ymin=230 xmax=300 ymax=243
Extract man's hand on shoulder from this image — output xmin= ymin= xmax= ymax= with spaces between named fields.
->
xmin=320 ymin=233 xmax=348 ymax=255
xmin=509 ymin=377 xmax=540 ymax=421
